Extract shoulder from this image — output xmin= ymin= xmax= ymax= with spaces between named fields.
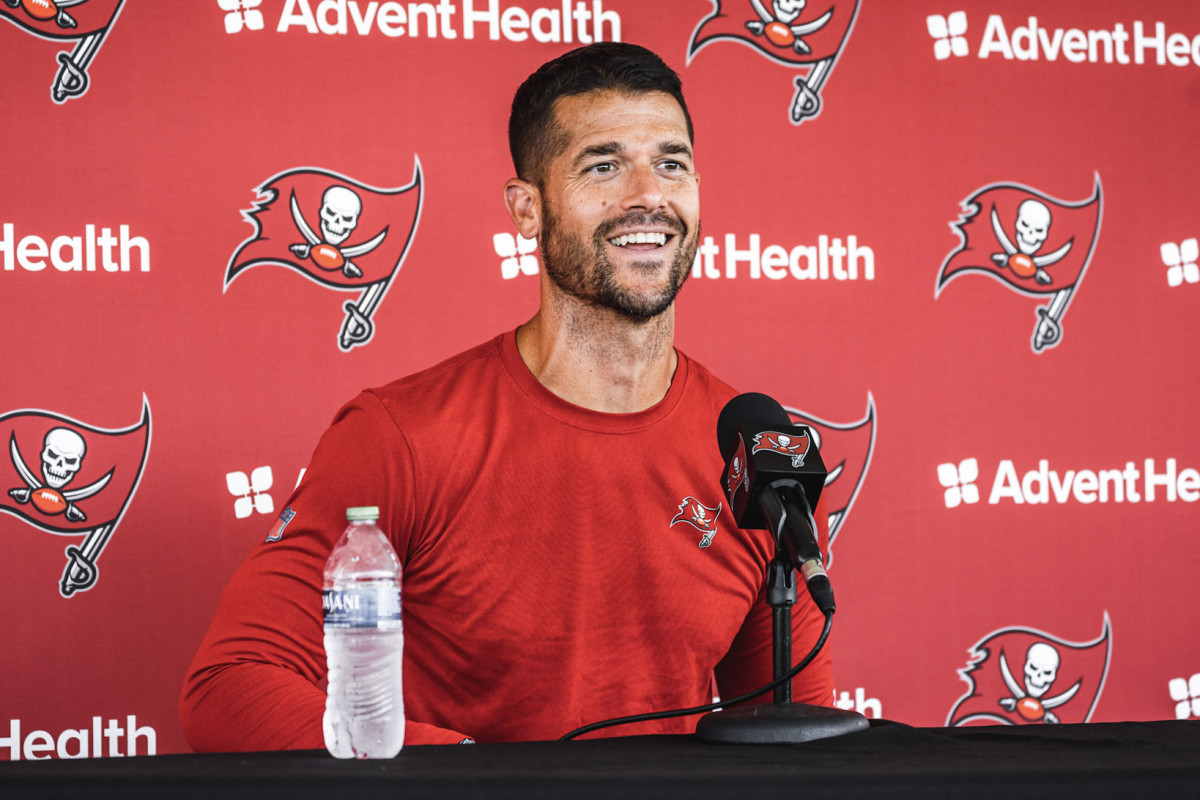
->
xmin=343 ymin=334 xmax=508 ymax=430
xmin=677 ymin=349 xmax=739 ymax=413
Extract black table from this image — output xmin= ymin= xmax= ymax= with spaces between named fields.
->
xmin=3 ymin=719 xmax=1199 ymax=799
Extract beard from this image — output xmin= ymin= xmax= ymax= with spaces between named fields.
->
xmin=539 ymin=203 xmax=698 ymax=322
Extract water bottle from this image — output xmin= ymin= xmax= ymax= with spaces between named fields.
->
xmin=322 ymin=506 xmax=404 ymax=758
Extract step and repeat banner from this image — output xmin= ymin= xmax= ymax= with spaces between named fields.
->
xmin=3 ymin=0 xmax=1198 ymax=758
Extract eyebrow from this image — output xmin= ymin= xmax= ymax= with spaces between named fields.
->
xmin=572 ymin=140 xmax=694 ymax=168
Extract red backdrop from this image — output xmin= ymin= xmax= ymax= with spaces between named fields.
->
xmin=3 ymin=0 xmax=1199 ymax=759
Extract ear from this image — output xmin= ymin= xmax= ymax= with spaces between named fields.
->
xmin=503 ymin=178 xmax=542 ymax=240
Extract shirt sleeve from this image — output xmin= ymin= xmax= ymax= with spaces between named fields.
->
xmin=179 ymin=392 xmax=473 ymax=750
xmin=712 ymin=494 xmax=835 ymax=708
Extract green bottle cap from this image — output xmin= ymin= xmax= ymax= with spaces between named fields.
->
xmin=346 ymin=506 xmax=380 ymax=521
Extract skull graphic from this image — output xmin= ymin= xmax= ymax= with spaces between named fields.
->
xmin=1015 ymin=200 xmax=1051 ymax=255
xmin=1023 ymin=642 xmax=1060 ymax=699
xmin=319 ymin=186 xmax=363 ymax=246
xmin=41 ymin=427 xmax=86 ymax=489
xmin=773 ymin=0 xmax=806 ymax=24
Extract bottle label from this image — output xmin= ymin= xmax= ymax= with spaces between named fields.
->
xmin=323 ymin=586 xmax=402 ymax=629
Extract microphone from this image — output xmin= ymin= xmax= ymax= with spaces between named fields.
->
xmin=717 ymin=393 xmax=835 ymax=615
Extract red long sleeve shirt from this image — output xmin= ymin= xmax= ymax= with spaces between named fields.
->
xmin=181 ymin=331 xmax=833 ymax=750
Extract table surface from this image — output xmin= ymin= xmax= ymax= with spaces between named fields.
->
xmin=3 ymin=719 xmax=1199 ymax=800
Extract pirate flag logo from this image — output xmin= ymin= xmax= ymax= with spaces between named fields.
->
xmin=1 ymin=0 xmax=125 ymax=103
xmin=1 ymin=397 xmax=150 ymax=597
xmin=670 ymin=496 xmax=723 ymax=548
xmin=784 ymin=394 xmax=874 ymax=565
xmin=752 ymin=429 xmax=811 ymax=467
xmin=687 ymin=0 xmax=860 ymax=125
xmin=225 ymin=161 xmax=423 ymax=352
xmin=936 ymin=176 xmax=1103 ymax=353
xmin=947 ymin=613 xmax=1112 ymax=726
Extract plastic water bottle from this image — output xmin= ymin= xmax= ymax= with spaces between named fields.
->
xmin=322 ymin=506 xmax=404 ymax=758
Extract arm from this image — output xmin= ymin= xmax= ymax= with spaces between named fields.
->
xmin=713 ymin=494 xmax=834 ymax=707
xmin=179 ymin=394 xmax=472 ymax=750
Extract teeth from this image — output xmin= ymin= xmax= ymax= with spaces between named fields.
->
xmin=608 ymin=232 xmax=668 ymax=247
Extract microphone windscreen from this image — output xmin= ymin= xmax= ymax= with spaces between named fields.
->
xmin=717 ymin=392 xmax=792 ymax=461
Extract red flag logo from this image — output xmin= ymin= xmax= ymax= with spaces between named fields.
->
xmin=1 ymin=0 xmax=125 ymax=102
xmin=225 ymin=162 xmax=423 ymax=351
xmin=687 ymin=0 xmax=860 ymax=124
xmin=947 ymin=614 xmax=1112 ymax=726
xmin=785 ymin=393 xmax=874 ymax=564
xmin=936 ymin=176 xmax=1103 ymax=352
xmin=670 ymin=496 xmax=723 ymax=548
xmin=0 ymin=397 xmax=151 ymax=596
xmin=752 ymin=429 xmax=811 ymax=465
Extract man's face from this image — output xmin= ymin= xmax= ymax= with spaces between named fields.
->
xmin=536 ymin=90 xmax=700 ymax=321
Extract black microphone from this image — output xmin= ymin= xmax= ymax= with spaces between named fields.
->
xmin=717 ymin=392 xmax=835 ymax=615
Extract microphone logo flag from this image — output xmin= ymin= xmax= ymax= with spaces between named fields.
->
xmin=753 ymin=429 xmax=810 ymax=467
xmin=1 ymin=397 xmax=151 ymax=597
xmin=947 ymin=613 xmax=1112 ymax=726
xmin=936 ymin=176 xmax=1103 ymax=353
xmin=225 ymin=161 xmax=423 ymax=352
xmin=687 ymin=0 xmax=860 ymax=125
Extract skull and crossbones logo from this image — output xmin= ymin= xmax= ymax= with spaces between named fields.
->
xmin=3 ymin=0 xmax=86 ymax=29
xmin=997 ymin=642 xmax=1081 ymax=723
xmin=990 ymin=200 xmax=1073 ymax=285
xmin=744 ymin=0 xmax=834 ymax=55
xmin=8 ymin=428 xmax=111 ymax=522
xmin=289 ymin=185 xmax=387 ymax=279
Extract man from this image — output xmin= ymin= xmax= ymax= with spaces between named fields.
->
xmin=181 ymin=42 xmax=832 ymax=749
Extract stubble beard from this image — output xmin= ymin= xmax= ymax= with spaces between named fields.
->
xmin=539 ymin=204 xmax=698 ymax=322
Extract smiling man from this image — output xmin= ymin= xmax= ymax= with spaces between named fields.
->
xmin=181 ymin=42 xmax=833 ymax=750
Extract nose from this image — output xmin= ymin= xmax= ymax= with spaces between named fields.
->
xmin=621 ymin=163 xmax=666 ymax=212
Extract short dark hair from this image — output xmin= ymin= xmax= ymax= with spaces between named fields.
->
xmin=508 ymin=42 xmax=694 ymax=185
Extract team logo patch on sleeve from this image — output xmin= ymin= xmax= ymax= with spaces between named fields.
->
xmin=265 ymin=505 xmax=295 ymax=542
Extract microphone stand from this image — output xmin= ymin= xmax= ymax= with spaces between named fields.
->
xmin=695 ymin=555 xmax=870 ymax=744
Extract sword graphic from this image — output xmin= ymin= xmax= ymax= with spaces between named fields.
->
xmin=790 ymin=57 xmax=833 ymax=123
xmin=61 ymin=522 xmax=112 ymax=596
xmin=1032 ymin=288 xmax=1073 ymax=352
xmin=339 ymin=281 xmax=386 ymax=351
xmin=52 ymin=29 xmax=103 ymax=103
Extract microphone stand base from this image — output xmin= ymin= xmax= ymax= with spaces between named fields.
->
xmin=695 ymin=703 xmax=869 ymax=744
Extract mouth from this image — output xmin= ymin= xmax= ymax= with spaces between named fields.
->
xmin=607 ymin=231 xmax=671 ymax=249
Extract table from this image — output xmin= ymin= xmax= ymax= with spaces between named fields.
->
xmin=3 ymin=719 xmax=1199 ymax=799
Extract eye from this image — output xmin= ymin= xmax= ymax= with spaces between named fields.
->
xmin=586 ymin=162 xmax=615 ymax=174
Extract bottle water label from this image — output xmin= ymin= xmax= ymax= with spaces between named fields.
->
xmin=323 ymin=586 xmax=402 ymax=629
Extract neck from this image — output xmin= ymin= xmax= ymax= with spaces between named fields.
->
xmin=516 ymin=292 xmax=678 ymax=414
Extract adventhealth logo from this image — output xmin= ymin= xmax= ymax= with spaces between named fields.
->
xmin=937 ymin=458 xmax=1200 ymax=507
xmin=926 ymin=12 xmax=1200 ymax=67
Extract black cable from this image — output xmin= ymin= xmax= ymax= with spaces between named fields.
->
xmin=559 ymin=609 xmax=833 ymax=741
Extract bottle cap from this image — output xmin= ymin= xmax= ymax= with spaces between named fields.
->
xmin=346 ymin=506 xmax=380 ymax=521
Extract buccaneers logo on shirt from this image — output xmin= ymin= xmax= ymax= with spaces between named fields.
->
xmin=1 ymin=0 xmax=125 ymax=103
xmin=671 ymin=496 xmax=722 ymax=548
xmin=1 ymin=398 xmax=151 ymax=597
xmin=687 ymin=0 xmax=860 ymax=125
xmin=225 ymin=162 xmax=423 ymax=352
xmin=936 ymin=176 xmax=1102 ymax=353
xmin=947 ymin=614 xmax=1111 ymax=726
